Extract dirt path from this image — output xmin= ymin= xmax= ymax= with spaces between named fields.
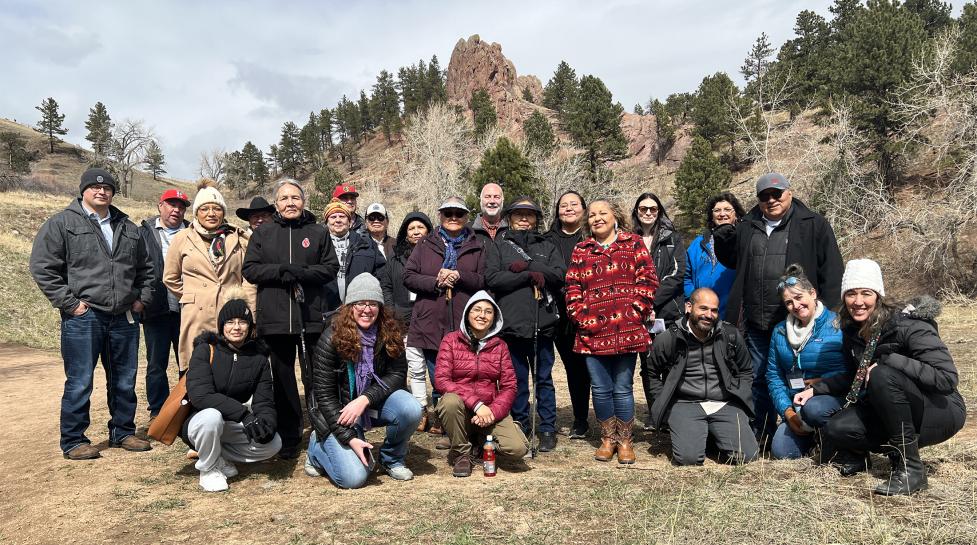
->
xmin=2 ymin=328 xmax=976 ymax=544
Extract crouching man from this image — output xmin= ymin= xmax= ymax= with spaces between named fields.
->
xmin=647 ymin=288 xmax=759 ymax=466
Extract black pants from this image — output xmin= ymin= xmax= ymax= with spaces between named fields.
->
xmin=638 ymin=351 xmax=653 ymax=417
xmin=554 ymin=329 xmax=591 ymax=425
xmin=265 ymin=332 xmax=320 ymax=449
xmin=823 ymin=365 xmax=966 ymax=453
xmin=666 ymin=402 xmax=759 ymax=466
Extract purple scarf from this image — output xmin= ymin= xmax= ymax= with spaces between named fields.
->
xmin=354 ymin=324 xmax=386 ymax=429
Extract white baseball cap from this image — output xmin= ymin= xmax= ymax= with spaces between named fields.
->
xmin=366 ymin=203 xmax=388 ymax=217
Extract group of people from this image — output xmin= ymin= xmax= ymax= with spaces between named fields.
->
xmin=30 ymin=167 xmax=966 ymax=496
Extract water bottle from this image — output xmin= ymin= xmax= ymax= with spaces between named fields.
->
xmin=483 ymin=435 xmax=496 ymax=477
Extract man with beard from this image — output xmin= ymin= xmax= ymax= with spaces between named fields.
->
xmin=470 ymin=183 xmax=507 ymax=242
xmin=646 ymin=288 xmax=759 ymax=466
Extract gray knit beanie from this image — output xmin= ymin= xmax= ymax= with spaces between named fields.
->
xmin=345 ymin=273 xmax=384 ymax=305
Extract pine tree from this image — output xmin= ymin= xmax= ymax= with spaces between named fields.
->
xmin=34 ymin=97 xmax=67 ymax=153
xmin=470 ymin=89 xmax=497 ymax=137
xmin=143 ymin=140 xmax=166 ymax=180
xmin=904 ymin=0 xmax=952 ymax=35
xmin=415 ymin=59 xmax=430 ymax=106
xmin=0 ymin=132 xmax=32 ymax=173
xmin=358 ymin=90 xmax=374 ymax=136
xmin=373 ymin=69 xmax=402 ymax=145
xmin=471 ymin=137 xmax=540 ymax=203
xmin=954 ymin=3 xmax=977 ymax=74
xmin=278 ymin=121 xmax=303 ymax=176
xmin=565 ymin=75 xmax=628 ymax=176
xmin=426 ymin=55 xmax=447 ymax=104
xmin=741 ymin=33 xmax=776 ymax=107
xmin=333 ymin=95 xmax=361 ymax=167
xmin=633 ymin=103 xmax=645 ymax=115
xmin=523 ymin=111 xmax=557 ymax=156
xmin=691 ymin=72 xmax=739 ymax=152
xmin=664 ymin=92 xmax=694 ymax=123
xmin=673 ymin=136 xmax=732 ymax=229
xmin=522 ymin=87 xmax=535 ymax=103
xmin=309 ymin=162 xmax=344 ymax=212
xmin=398 ymin=64 xmax=421 ymax=116
xmin=299 ymin=112 xmax=323 ymax=170
xmin=542 ymin=61 xmax=579 ymax=115
xmin=241 ymin=141 xmax=269 ymax=191
xmin=84 ymin=102 xmax=113 ymax=160
xmin=318 ymin=108 xmax=334 ymax=153
xmin=649 ymin=99 xmax=676 ymax=166
xmin=776 ymin=10 xmax=831 ymax=107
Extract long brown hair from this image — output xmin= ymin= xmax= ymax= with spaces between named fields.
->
xmin=331 ymin=304 xmax=404 ymax=361
xmin=581 ymin=199 xmax=631 ymax=240
xmin=837 ymin=291 xmax=897 ymax=341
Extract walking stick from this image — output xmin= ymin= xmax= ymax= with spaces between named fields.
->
xmin=293 ymin=283 xmax=312 ymax=404
xmin=529 ymin=285 xmax=542 ymax=459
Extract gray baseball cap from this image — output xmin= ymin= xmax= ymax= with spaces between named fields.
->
xmin=755 ymin=172 xmax=791 ymax=195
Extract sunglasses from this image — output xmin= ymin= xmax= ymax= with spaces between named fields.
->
xmin=441 ymin=209 xmax=468 ymax=219
xmin=637 ymin=205 xmax=659 ymax=215
xmin=367 ymin=215 xmax=386 ymax=222
xmin=759 ymin=189 xmax=785 ymax=202
xmin=777 ymin=276 xmax=799 ymax=290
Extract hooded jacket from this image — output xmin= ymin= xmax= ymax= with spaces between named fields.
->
xmin=403 ymin=227 xmax=487 ymax=351
xmin=642 ymin=218 xmax=686 ymax=322
xmin=485 ymin=228 xmax=566 ymax=340
xmin=565 ymin=231 xmax=658 ymax=355
xmin=684 ymin=232 xmax=736 ymax=319
xmin=379 ymin=212 xmax=434 ymax=327
xmin=138 ymin=216 xmax=190 ymax=320
xmin=308 ymin=314 xmax=408 ymax=446
xmin=30 ymin=198 xmax=154 ymax=315
xmin=647 ymin=318 xmax=754 ymax=429
xmin=434 ymin=291 xmax=517 ymax=419
xmin=181 ymin=331 xmax=276 ymax=446
xmin=324 ymin=230 xmax=386 ymax=309
xmin=766 ymin=307 xmax=847 ymax=418
xmin=242 ymin=210 xmax=339 ymax=335
xmin=812 ymin=297 xmax=965 ymax=401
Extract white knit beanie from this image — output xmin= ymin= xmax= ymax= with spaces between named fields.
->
xmin=345 ymin=273 xmax=384 ymax=305
xmin=840 ymin=258 xmax=885 ymax=297
xmin=192 ymin=179 xmax=227 ymax=216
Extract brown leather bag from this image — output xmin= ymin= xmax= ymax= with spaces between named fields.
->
xmin=148 ymin=345 xmax=213 ymax=445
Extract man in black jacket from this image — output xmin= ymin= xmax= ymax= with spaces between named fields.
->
xmin=242 ymin=179 xmax=339 ymax=458
xmin=713 ymin=173 xmax=843 ymax=444
xmin=648 ymin=289 xmax=758 ymax=466
xmin=138 ymin=188 xmax=190 ymax=418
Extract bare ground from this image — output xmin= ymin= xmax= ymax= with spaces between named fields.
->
xmin=1 ymin=308 xmax=976 ymax=545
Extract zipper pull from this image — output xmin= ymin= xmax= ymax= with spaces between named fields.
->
xmin=233 ymin=353 xmax=238 ymax=362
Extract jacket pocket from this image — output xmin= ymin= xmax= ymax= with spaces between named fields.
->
xmin=180 ymin=293 xmax=195 ymax=304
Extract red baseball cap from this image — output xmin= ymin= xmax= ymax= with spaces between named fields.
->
xmin=160 ymin=189 xmax=191 ymax=205
xmin=332 ymin=183 xmax=358 ymax=199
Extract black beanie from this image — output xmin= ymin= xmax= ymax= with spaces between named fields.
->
xmin=79 ymin=168 xmax=119 ymax=195
xmin=218 ymin=298 xmax=254 ymax=334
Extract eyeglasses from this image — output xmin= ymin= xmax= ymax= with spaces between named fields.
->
xmin=637 ymin=206 xmax=659 ymax=215
xmin=198 ymin=205 xmax=223 ymax=214
xmin=559 ymin=201 xmax=582 ymax=210
xmin=712 ymin=207 xmax=735 ymax=214
xmin=777 ymin=277 xmax=800 ymax=290
xmin=367 ymin=215 xmax=386 ymax=222
xmin=87 ymin=184 xmax=113 ymax=194
xmin=441 ymin=209 xmax=468 ymax=219
xmin=758 ymin=190 xmax=785 ymax=202
xmin=224 ymin=318 xmax=250 ymax=327
xmin=469 ymin=308 xmax=494 ymax=316
xmin=352 ymin=301 xmax=380 ymax=310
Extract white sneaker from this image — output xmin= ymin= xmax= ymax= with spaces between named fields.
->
xmin=304 ymin=455 xmax=323 ymax=477
xmin=382 ymin=464 xmax=414 ymax=481
xmin=199 ymin=468 xmax=228 ymax=492
xmin=217 ymin=457 xmax=238 ymax=478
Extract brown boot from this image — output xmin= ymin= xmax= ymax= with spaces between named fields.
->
xmin=64 ymin=443 xmax=101 ymax=460
xmin=428 ymin=409 xmax=444 ymax=435
xmin=616 ymin=417 xmax=636 ymax=465
xmin=594 ymin=418 xmax=617 ymax=462
xmin=416 ymin=410 xmax=429 ymax=433
xmin=113 ymin=435 xmax=152 ymax=452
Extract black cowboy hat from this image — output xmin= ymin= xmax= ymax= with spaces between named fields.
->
xmin=235 ymin=196 xmax=275 ymax=221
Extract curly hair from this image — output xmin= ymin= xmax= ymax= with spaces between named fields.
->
xmin=704 ymin=192 xmax=747 ymax=231
xmin=331 ymin=304 xmax=404 ymax=361
xmin=581 ymin=199 xmax=631 ymax=240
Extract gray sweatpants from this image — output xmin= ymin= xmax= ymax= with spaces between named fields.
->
xmin=187 ymin=408 xmax=282 ymax=472
xmin=667 ymin=402 xmax=759 ymax=466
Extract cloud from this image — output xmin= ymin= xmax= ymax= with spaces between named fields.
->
xmin=228 ymin=61 xmax=353 ymax=116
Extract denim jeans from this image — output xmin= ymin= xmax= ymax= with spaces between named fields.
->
xmin=585 ymin=354 xmax=636 ymax=422
xmin=60 ymin=307 xmax=140 ymax=453
xmin=744 ymin=327 xmax=777 ymax=443
xmin=770 ymin=394 xmax=844 ymax=460
xmin=142 ymin=310 xmax=180 ymax=414
xmin=508 ymin=338 xmax=556 ymax=434
xmin=306 ymin=389 xmax=422 ymax=489
xmin=423 ymin=349 xmax=440 ymax=407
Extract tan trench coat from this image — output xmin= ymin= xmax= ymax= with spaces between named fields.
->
xmin=162 ymin=225 xmax=255 ymax=369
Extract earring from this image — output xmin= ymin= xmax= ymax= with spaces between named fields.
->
xmin=613 ymin=222 xmax=618 ymax=231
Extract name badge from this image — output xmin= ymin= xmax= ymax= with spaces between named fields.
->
xmin=786 ymin=367 xmax=805 ymax=390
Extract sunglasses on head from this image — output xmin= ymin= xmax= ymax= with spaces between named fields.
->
xmin=777 ymin=276 xmax=799 ymax=290
xmin=759 ymin=189 xmax=784 ymax=202
xmin=442 ymin=209 xmax=468 ymax=219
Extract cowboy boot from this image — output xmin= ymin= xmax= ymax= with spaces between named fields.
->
xmin=616 ymin=417 xmax=636 ymax=465
xmin=875 ymin=439 xmax=928 ymax=496
xmin=594 ymin=417 xmax=617 ymax=462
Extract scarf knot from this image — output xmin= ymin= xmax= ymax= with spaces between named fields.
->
xmin=439 ymin=227 xmax=466 ymax=270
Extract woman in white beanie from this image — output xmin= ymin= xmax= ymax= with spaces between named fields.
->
xmin=305 ymin=273 xmax=422 ymax=488
xmin=793 ymin=258 xmax=966 ymax=495
xmin=163 ymin=179 xmax=253 ymax=368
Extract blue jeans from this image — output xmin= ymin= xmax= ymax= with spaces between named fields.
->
xmin=771 ymin=395 xmax=845 ymax=459
xmin=60 ymin=308 xmax=140 ymax=453
xmin=508 ymin=338 xmax=557 ymax=434
xmin=142 ymin=311 xmax=180 ymax=414
xmin=585 ymin=354 xmax=636 ymax=422
xmin=423 ymin=349 xmax=440 ymax=407
xmin=306 ymin=389 xmax=422 ymax=489
xmin=744 ymin=327 xmax=777 ymax=443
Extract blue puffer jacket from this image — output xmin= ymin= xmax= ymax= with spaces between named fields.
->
xmin=766 ymin=307 xmax=847 ymax=417
xmin=683 ymin=234 xmax=736 ymax=318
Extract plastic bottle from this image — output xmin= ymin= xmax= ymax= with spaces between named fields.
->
xmin=483 ymin=435 xmax=496 ymax=477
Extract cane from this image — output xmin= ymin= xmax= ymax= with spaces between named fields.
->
xmin=528 ymin=285 xmax=542 ymax=458
xmin=292 ymin=283 xmax=311 ymax=403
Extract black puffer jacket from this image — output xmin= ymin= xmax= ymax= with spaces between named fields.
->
xmin=485 ymin=229 xmax=566 ymax=340
xmin=308 ymin=317 xmax=408 ymax=445
xmin=181 ymin=331 xmax=276 ymax=445
xmin=714 ymin=199 xmax=842 ymax=328
xmin=648 ymin=220 xmax=686 ymax=322
xmin=325 ymin=230 xmax=386 ymax=309
xmin=380 ymin=212 xmax=434 ymax=327
xmin=242 ymin=211 xmax=339 ymax=335
xmin=647 ymin=319 xmax=753 ymax=429
xmin=813 ymin=297 xmax=964 ymax=399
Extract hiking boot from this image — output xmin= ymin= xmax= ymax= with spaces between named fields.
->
xmin=435 ymin=435 xmax=451 ymax=450
xmin=616 ymin=417 xmax=636 ymax=465
xmin=199 ymin=468 xmax=228 ymax=492
xmin=217 ymin=456 xmax=238 ymax=478
xmin=875 ymin=440 xmax=928 ymax=496
xmin=641 ymin=415 xmax=655 ymax=432
xmin=416 ymin=410 xmax=429 ymax=433
xmin=594 ymin=418 xmax=617 ymax=462
xmin=452 ymin=454 xmax=473 ymax=477
xmin=833 ymin=450 xmax=871 ymax=477
xmin=64 ymin=443 xmax=101 ymax=460
xmin=383 ymin=464 xmax=414 ymax=481
xmin=113 ymin=435 xmax=151 ymax=452
xmin=538 ymin=431 xmax=557 ymax=452
xmin=568 ymin=420 xmax=589 ymax=440
xmin=278 ymin=444 xmax=300 ymax=460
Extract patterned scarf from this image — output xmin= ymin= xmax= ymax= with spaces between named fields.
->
xmin=439 ymin=226 xmax=466 ymax=270
xmin=193 ymin=221 xmax=234 ymax=264
xmin=354 ymin=324 xmax=386 ymax=430
xmin=844 ymin=330 xmax=882 ymax=407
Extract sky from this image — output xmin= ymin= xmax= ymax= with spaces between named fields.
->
xmin=0 ymin=0 xmax=845 ymax=180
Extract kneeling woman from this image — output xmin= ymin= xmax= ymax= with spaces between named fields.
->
xmin=306 ymin=273 xmax=422 ymax=489
xmin=797 ymin=259 xmax=966 ymax=495
xmin=766 ymin=265 xmax=847 ymax=459
xmin=435 ymin=291 xmax=529 ymax=477
xmin=183 ymin=290 xmax=281 ymax=492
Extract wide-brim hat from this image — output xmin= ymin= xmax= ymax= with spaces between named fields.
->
xmin=504 ymin=195 xmax=543 ymax=219
xmin=235 ymin=196 xmax=275 ymax=221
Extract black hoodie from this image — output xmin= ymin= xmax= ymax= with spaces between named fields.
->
xmin=380 ymin=211 xmax=434 ymax=326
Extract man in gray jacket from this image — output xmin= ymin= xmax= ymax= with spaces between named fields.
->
xmin=30 ymin=168 xmax=155 ymax=460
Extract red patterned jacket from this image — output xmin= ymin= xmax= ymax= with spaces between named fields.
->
xmin=565 ymin=231 xmax=659 ymax=355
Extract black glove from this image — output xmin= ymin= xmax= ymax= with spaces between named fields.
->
xmin=242 ymin=413 xmax=274 ymax=444
xmin=283 ymin=264 xmax=305 ymax=280
xmin=279 ymin=266 xmax=297 ymax=283
xmin=509 ymin=261 xmax=529 ymax=273
xmin=528 ymin=271 xmax=545 ymax=288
